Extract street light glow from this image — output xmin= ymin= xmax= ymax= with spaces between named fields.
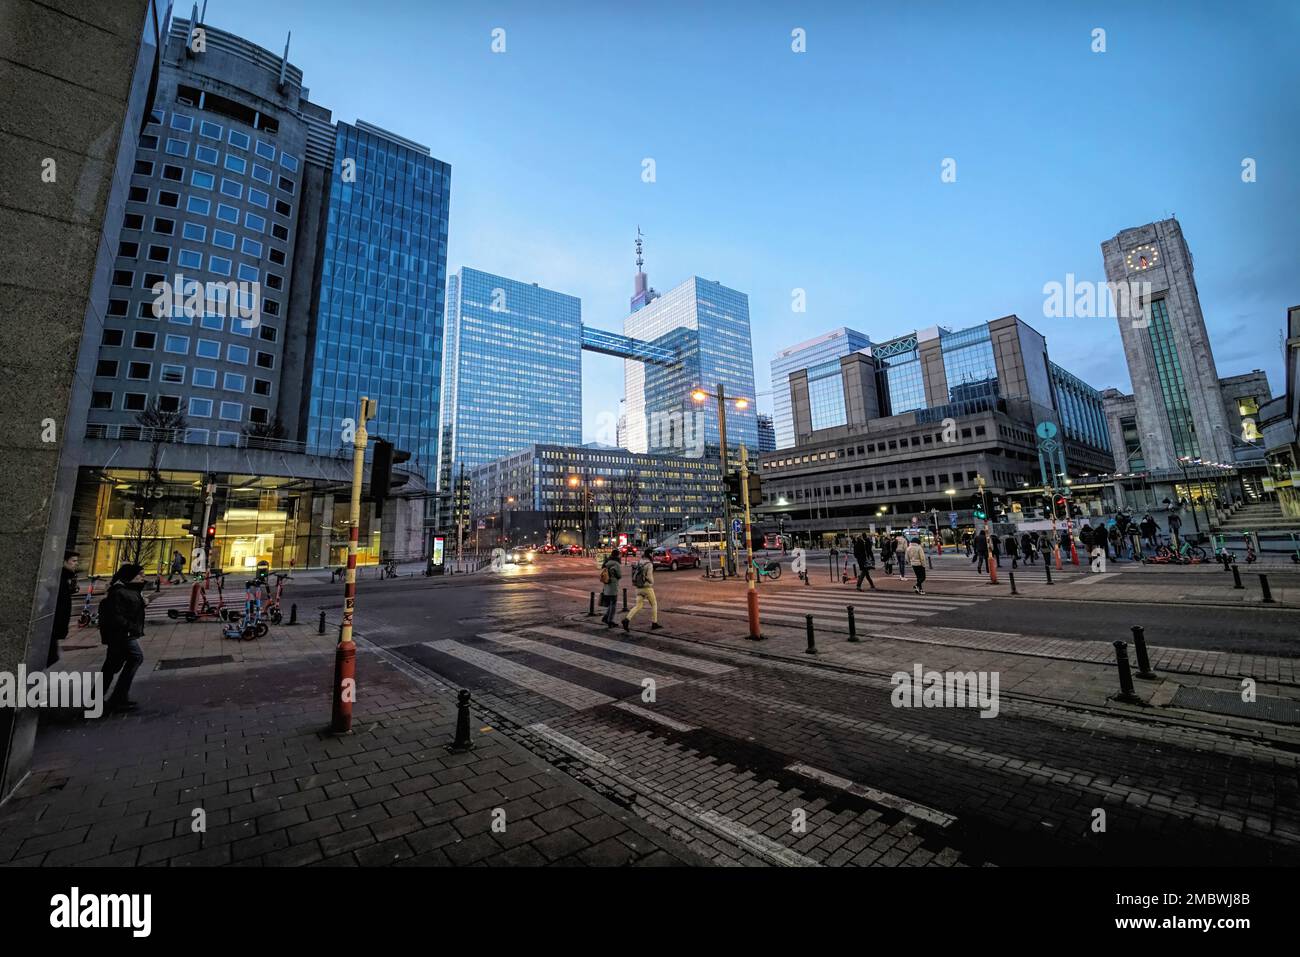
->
xmin=733 ymin=397 xmax=750 ymax=410
xmin=691 ymin=389 xmax=708 ymax=403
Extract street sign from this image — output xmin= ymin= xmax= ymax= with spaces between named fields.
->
xmin=732 ymin=518 xmax=742 ymax=536
xmin=948 ymin=512 xmax=958 ymax=527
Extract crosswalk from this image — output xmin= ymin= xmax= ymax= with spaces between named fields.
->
xmin=668 ymin=584 xmax=990 ymax=629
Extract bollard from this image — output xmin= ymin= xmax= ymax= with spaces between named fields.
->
xmin=289 ymin=603 xmax=298 ymax=625
xmin=927 ymin=555 xmax=933 ymax=570
xmin=1112 ymin=641 xmax=1142 ymax=703
xmin=318 ymin=609 xmax=326 ymax=635
xmin=1231 ymin=565 xmax=1243 ymax=589
xmin=447 ymin=689 xmax=474 ymax=753
xmin=1009 ymin=572 xmax=1018 ymax=596
xmin=1130 ymin=626 xmax=1156 ymax=679
xmin=588 ymin=592 xmax=596 ymax=616
xmin=804 ymin=615 xmax=818 ymax=655
xmin=846 ymin=605 xmax=859 ymax=643
xmin=1044 ymin=563 xmax=1053 ymax=585
xmin=622 ymin=588 xmax=628 ymax=612
xmin=1259 ymin=574 xmax=1275 ymax=604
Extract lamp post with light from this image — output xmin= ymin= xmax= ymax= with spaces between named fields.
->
xmin=691 ymin=384 xmax=751 ymax=577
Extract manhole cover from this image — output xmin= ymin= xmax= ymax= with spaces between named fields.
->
xmin=157 ymin=655 xmax=235 ymax=670
xmin=1170 ymin=687 xmax=1300 ymax=725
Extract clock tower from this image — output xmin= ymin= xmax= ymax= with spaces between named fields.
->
xmin=1100 ymin=218 xmax=1235 ymax=471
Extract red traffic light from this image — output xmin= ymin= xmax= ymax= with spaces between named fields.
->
xmin=206 ymin=525 xmax=216 ymax=538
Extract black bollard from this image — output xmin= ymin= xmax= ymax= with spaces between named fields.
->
xmin=847 ymin=605 xmax=859 ymax=643
xmin=1259 ymin=574 xmax=1275 ymax=604
xmin=318 ymin=609 xmax=326 ymax=635
xmin=805 ymin=615 xmax=818 ymax=655
xmin=1044 ymin=563 xmax=1053 ymax=585
xmin=1112 ymin=641 xmax=1141 ymax=703
xmin=447 ymin=689 xmax=474 ymax=753
xmin=1009 ymin=572 xmax=1018 ymax=596
xmin=1131 ymin=626 xmax=1156 ymax=679
xmin=1232 ymin=565 xmax=1243 ymax=590
xmin=587 ymin=592 xmax=596 ymax=616
xmin=622 ymin=588 xmax=628 ymax=612
xmin=927 ymin=555 xmax=933 ymax=570
xmin=289 ymin=603 xmax=298 ymax=625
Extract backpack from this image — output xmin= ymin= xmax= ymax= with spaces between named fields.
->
xmin=633 ymin=562 xmax=648 ymax=588
xmin=600 ymin=564 xmax=611 ymax=585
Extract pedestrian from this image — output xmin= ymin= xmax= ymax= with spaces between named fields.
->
xmin=963 ymin=532 xmax=973 ymax=558
xmin=1020 ymin=531 xmax=1034 ymax=565
xmin=1006 ymin=532 xmax=1019 ymax=569
xmin=98 ymin=562 xmax=151 ymax=713
xmin=894 ymin=532 xmax=909 ymax=579
xmin=622 ymin=550 xmax=661 ymax=632
xmin=166 ymin=549 xmax=186 ymax=584
xmin=49 ymin=549 xmax=79 ymax=667
xmin=991 ymin=533 xmax=1002 ymax=568
xmin=881 ymin=534 xmax=895 ymax=575
xmin=906 ymin=538 xmax=927 ymax=594
xmin=853 ymin=533 xmax=876 ymax=591
xmin=599 ymin=549 xmax=622 ymax=628
xmin=1167 ymin=512 xmax=1183 ymax=548
xmin=1079 ymin=523 xmax=1094 ymax=554
xmin=1140 ymin=513 xmax=1158 ymax=549
xmin=974 ymin=529 xmax=988 ymax=573
xmin=1108 ymin=525 xmax=1122 ymax=562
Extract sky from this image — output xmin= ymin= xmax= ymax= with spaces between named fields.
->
xmin=211 ymin=0 xmax=1299 ymax=439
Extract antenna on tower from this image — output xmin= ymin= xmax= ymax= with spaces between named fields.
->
xmin=635 ymin=226 xmax=644 ymax=273
xmin=279 ymin=31 xmax=291 ymax=91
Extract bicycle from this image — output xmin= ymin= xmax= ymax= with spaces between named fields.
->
xmin=1153 ymin=540 xmax=1206 ymax=564
xmin=379 ymin=557 xmax=398 ymax=580
xmin=76 ymin=576 xmax=102 ymax=628
xmin=752 ymin=556 xmax=782 ymax=581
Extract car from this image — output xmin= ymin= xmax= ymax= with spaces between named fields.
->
xmin=564 ymin=544 xmax=583 ymax=556
xmin=539 ymin=544 xmax=557 ymax=554
xmin=510 ymin=547 xmax=535 ymax=564
xmin=651 ymin=546 xmax=700 ymax=572
xmin=618 ymin=544 xmax=639 ymax=559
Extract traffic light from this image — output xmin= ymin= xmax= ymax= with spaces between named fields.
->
xmin=205 ymin=525 xmax=216 ymax=548
xmin=370 ymin=439 xmax=413 ymax=518
xmin=992 ymin=497 xmax=1006 ymax=520
xmin=1054 ymin=494 xmax=1068 ymax=513
xmin=723 ymin=473 xmax=743 ymax=509
xmin=971 ymin=494 xmax=986 ymax=521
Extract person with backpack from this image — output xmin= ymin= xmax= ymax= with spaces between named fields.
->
xmin=1020 ymin=531 xmax=1034 ymax=565
xmin=598 ymin=549 xmax=622 ymax=628
xmin=853 ymin=533 xmax=876 ymax=591
xmin=894 ymin=532 xmax=909 ymax=580
xmin=166 ymin=549 xmax=186 ymax=584
xmin=622 ymin=551 xmax=661 ymax=632
xmin=905 ymin=538 xmax=927 ymax=594
xmin=1006 ymin=532 xmax=1019 ymax=569
xmin=881 ymin=534 xmax=895 ymax=575
xmin=98 ymin=562 xmax=152 ymax=713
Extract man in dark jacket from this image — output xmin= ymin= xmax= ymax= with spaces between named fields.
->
xmin=599 ymin=550 xmax=622 ymax=628
xmin=49 ymin=550 xmax=79 ymax=667
xmin=1020 ymin=531 xmax=1034 ymax=564
xmin=98 ymin=563 xmax=149 ymax=713
xmin=974 ymin=530 xmax=988 ymax=573
xmin=853 ymin=534 xmax=876 ymax=591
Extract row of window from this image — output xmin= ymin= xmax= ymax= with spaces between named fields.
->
xmin=108 ymin=296 xmax=281 ymax=327
xmin=109 ymin=269 xmax=282 ymax=319
xmin=130 ymin=161 xmax=294 ymax=234
xmin=94 ymin=346 xmax=275 ymax=378
xmin=764 ymin=427 xmax=990 ymax=470
xmin=121 ymin=216 xmax=265 ymax=257
xmin=150 ymin=111 xmax=298 ymax=172
xmin=128 ymin=184 xmax=293 ymax=232
xmin=115 ymin=238 xmax=284 ymax=287
xmin=100 ymin=325 xmax=276 ymax=351
xmin=90 ymin=389 xmax=269 ymax=423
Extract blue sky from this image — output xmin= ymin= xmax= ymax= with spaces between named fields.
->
xmin=213 ymin=0 xmax=1299 ymax=438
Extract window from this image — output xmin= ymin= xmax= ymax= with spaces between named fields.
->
xmin=255 ymin=351 xmax=274 ymax=370
xmin=244 ymin=212 xmax=266 ymax=233
xmin=195 ymin=144 xmax=218 ymax=165
xmin=250 ymin=407 xmax=269 ymax=425
xmin=262 ymin=299 xmax=279 ymax=317
xmin=271 ymin=223 xmax=288 ymax=241
xmin=230 ymin=313 xmax=253 ymax=336
xmin=274 ymin=199 xmax=292 ymax=218
xmin=186 ymin=428 xmax=209 ymax=444
xmin=146 ymin=244 xmax=170 ymax=263
xmin=132 ymin=331 xmax=156 ymax=350
xmin=122 ymin=213 xmax=143 ymax=231
xmin=199 ymin=120 xmax=222 ymax=140
xmin=223 ymin=373 xmax=246 ymax=392
xmin=157 ymin=395 xmax=181 ymax=413
xmin=237 ymin=263 xmax=259 ymax=283
xmin=148 ymin=109 xmax=164 ymax=125
xmin=196 ymin=339 xmax=220 ymax=359
xmin=227 ymin=344 xmax=249 ymax=364
xmin=95 ymin=359 xmax=118 ymax=377
xmin=157 ymin=190 xmax=179 ymax=208
xmin=127 ymin=361 xmax=151 ymax=380
xmin=219 ymin=178 xmax=242 ymax=199
xmin=225 ymin=154 xmax=247 ymax=175
xmin=177 ymin=248 xmax=202 ymax=269
xmin=277 ymin=176 xmax=295 ymax=194
xmin=255 ymin=140 xmax=276 ymax=161
xmin=268 ymin=248 xmax=285 ymax=266
xmin=189 ymin=397 xmax=213 ymax=417
xmin=253 ymin=378 xmax=272 ymax=397
xmin=251 ymin=163 xmax=272 ymax=184
xmin=216 ymin=203 xmax=238 ymax=223
xmin=219 ymin=401 xmax=243 ymax=421
xmin=118 ymin=241 xmax=139 ymax=258
xmin=248 ymin=188 xmax=269 ymax=208
xmin=279 ymin=153 xmax=299 ymax=173
xmin=152 ymin=217 xmax=174 ymax=235
xmin=186 ymin=196 xmax=210 ymax=215
xmin=258 ymin=325 xmax=277 ymax=342
xmin=128 ymin=186 xmax=149 ymax=203
xmin=228 ymin=130 xmax=250 ymax=150
xmin=112 ymin=269 xmax=134 ymax=286
xmin=123 ymin=393 xmax=147 ymax=412
xmin=216 ymin=430 xmax=240 ymax=447
xmin=170 ymin=113 xmax=194 ymax=132
xmin=101 ymin=328 xmax=124 ymax=347
xmin=160 ymin=364 xmax=185 ymax=384
xmin=182 ymin=222 xmax=206 ymax=242
xmin=192 ymin=369 xmax=217 ymax=389
xmin=241 ymin=237 xmax=263 ymax=257
xmin=212 ymin=229 xmax=235 ymax=249
xmin=200 ymin=314 xmax=224 ymax=331
xmin=133 ymin=160 xmax=154 ymax=176
xmin=165 ymin=138 xmax=189 ymax=157
xmin=191 ymin=170 xmax=215 ymax=190
xmin=91 ymin=391 xmax=113 ymax=410
xmin=138 ymin=134 xmax=158 ymax=150
xmin=264 ymin=273 xmax=283 ymax=290
xmin=138 ymin=300 xmax=158 ymax=319
xmin=164 ymin=334 xmax=189 ymax=354
xmin=162 ymin=164 xmax=184 ymax=181
xmin=209 ymin=256 xmax=232 ymax=276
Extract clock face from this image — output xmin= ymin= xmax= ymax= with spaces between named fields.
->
xmin=1035 ymin=421 xmax=1058 ymax=440
xmin=1125 ymin=244 xmax=1159 ymax=271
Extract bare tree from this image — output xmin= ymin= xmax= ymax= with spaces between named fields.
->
xmin=243 ymin=416 xmax=288 ymax=450
xmin=122 ymin=401 xmax=188 ymax=569
xmin=600 ymin=470 xmax=641 ymax=541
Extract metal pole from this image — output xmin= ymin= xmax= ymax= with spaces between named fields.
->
xmin=979 ymin=476 xmax=997 ymax=584
xmin=717 ymin=383 xmax=735 ymax=577
xmin=740 ymin=444 xmax=762 ymax=640
xmin=332 ymin=395 xmax=370 ymax=733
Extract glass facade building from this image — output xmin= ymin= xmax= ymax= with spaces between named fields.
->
xmin=1145 ymin=298 xmax=1200 ymax=458
xmin=439 ymin=268 xmax=582 ymax=480
xmin=874 ymin=335 xmax=927 ymax=417
xmin=305 ymin=121 xmax=451 ymax=489
xmin=1049 ymin=361 xmax=1111 ymax=452
xmin=770 ymin=328 xmax=872 ymax=448
xmin=623 ymin=277 xmax=758 ymax=460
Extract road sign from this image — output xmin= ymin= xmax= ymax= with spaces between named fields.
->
xmin=732 ymin=518 xmax=742 ymax=536
xmin=948 ymin=512 xmax=958 ymax=527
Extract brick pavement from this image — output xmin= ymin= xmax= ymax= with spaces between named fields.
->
xmin=0 ymin=621 xmax=701 ymax=867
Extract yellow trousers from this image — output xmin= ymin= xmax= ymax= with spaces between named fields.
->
xmin=626 ymin=587 xmax=657 ymax=624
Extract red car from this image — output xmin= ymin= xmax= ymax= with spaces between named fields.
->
xmin=651 ymin=546 xmax=699 ymax=571
xmin=539 ymin=544 xmax=557 ymax=554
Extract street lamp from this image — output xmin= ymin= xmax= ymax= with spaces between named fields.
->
xmin=692 ymin=383 xmax=753 ymax=576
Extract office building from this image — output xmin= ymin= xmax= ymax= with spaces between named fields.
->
xmin=770 ymin=327 xmax=872 ymax=449
xmin=1261 ymin=306 xmax=1300 ymax=519
xmin=758 ymin=316 xmax=1113 ymax=543
xmin=757 ymin=414 xmax=776 ymax=453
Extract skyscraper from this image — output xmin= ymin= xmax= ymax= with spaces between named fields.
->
xmin=438 ymin=268 xmax=582 ymax=480
xmin=304 ymin=120 xmax=451 ymax=491
xmin=1101 ymin=218 xmax=1236 ymax=470
xmin=623 ymin=276 xmax=759 ymax=459
xmin=757 ymin=414 xmax=776 ymax=453
xmin=770 ymin=328 xmax=873 ymax=449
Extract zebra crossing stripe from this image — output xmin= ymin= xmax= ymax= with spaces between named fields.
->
xmin=424 ymin=639 xmax=613 ymax=710
xmin=477 ymin=631 xmax=679 ymax=688
xmin=789 ymin=586 xmax=987 ymax=601
xmin=527 ymin=625 xmax=734 ymax=675
xmin=785 ymin=762 xmax=956 ymax=827
xmin=672 ymin=605 xmax=919 ymax=625
xmin=756 ymin=594 xmax=977 ymax=613
xmin=612 ymin=701 xmax=698 ymax=732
